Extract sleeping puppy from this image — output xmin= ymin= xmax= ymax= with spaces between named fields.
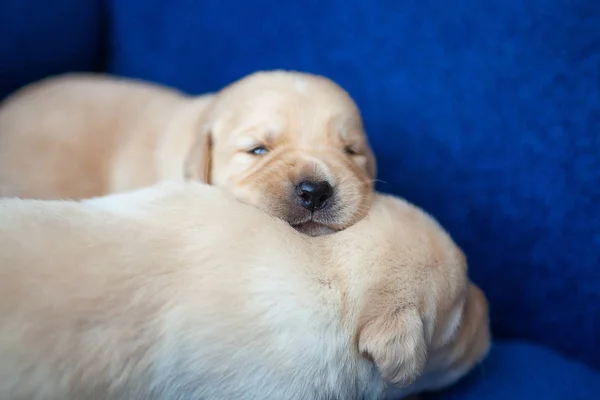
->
xmin=0 ymin=182 xmax=490 ymax=400
xmin=0 ymin=70 xmax=375 ymax=236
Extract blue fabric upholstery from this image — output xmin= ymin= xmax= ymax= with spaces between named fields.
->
xmin=425 ymin=340 xmax=600 ymax=400
xmin=1 ymin=0 xmax=599 ymax=398
xmin=0 ymin=0 xmax=104 ymax=99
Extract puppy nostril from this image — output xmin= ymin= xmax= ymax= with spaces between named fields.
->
xmin=317 ymin=193 xmax=330 ymax=208
xmin=295 ymin=180 xmax=334 ymax=212
xmin=299 ymin=191 xmax=312 ymax=205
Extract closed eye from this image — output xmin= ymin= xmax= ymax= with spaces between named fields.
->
xmin=344 ymin=146 xmax=359 ymax=156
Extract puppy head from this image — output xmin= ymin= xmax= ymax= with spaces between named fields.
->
xmin=333 ymin=194 xmax=489 ymax=388
xmin=185 ymin=70 xmax=376 ymax=236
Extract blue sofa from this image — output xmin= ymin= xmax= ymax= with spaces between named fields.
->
xmin=1 ymin=0 xmax=599 ymax=398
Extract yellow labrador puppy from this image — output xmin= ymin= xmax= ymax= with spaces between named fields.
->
xmin=0 ymin=71 xmax=375 ymax=236
xmin=0 ymin=182 xmax=490 ymax=400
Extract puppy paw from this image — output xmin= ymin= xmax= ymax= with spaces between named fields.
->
xmin=358 ymin=307 xmax=427 ymax=386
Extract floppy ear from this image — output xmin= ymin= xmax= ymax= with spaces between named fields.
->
xmin=183 ymin=128 xmax=213 ymax=183
xmin=358 ymin=307 xmax=427 ymax=386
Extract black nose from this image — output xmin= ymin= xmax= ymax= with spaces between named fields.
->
xmin=296 ymin=180 xmax=334 ymax=212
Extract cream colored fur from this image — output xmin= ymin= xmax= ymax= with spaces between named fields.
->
xmin=0 ymin=183 xmax=490 ymax=399
xmin=0 ymin=71 xmax=375 ymax=236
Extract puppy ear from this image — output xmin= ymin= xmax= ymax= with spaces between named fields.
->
xmin=184 ymin=128 xmax=213 ymax=183
xmin=358 ymin=307 xmax=427 ymax=386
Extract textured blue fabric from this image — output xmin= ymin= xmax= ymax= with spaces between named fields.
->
xmin=0 ymin=0 xmax=104 ymax=99
xmin=105 ymin=0 xmax=600 ymax=370
xmin=1 ymin=0 xmax=599 ymax=397
xmin=424 ymin=340 xmax=600 ymax=400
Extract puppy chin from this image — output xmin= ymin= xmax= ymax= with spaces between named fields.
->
xmin=293 ymin=221 xmax=337 ymax=237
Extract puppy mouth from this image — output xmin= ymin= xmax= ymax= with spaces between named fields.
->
xmin=288 ymin=207 xmax=340 ymax=236
xmin=292 ymin=220 xmax=338 ymax=236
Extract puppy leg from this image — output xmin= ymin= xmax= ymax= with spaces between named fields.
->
xmin=358 ymin=307 xmax=428 ymax=387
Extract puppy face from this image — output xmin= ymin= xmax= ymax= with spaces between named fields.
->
xmin=335 ymin=195 xmax=490 ymax=391
xmin=185 ymin=71 xmax=376 ymax=236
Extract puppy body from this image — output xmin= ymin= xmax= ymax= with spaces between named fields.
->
xmin=0 ymin=71 xmax=375 ymax=235
xmin=0 ymin=75 xmax=210 ymax=199
xmin=0 ymin=183 xmax=490 ymax=399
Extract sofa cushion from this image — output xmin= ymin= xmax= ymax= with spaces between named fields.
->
xmin=424 ymin=340 xmax=600 ymax=400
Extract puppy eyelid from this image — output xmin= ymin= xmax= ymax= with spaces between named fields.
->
xmin=247 ymin=145 xmax=269 ymax=156
xmin=344 ymin=145 xmax=359 ymax=155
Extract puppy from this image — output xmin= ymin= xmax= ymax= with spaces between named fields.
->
xmin=0 ymin=71 xmax=376 ymax=235
xmin=0 ymin=182 xmax=490 ymax=400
